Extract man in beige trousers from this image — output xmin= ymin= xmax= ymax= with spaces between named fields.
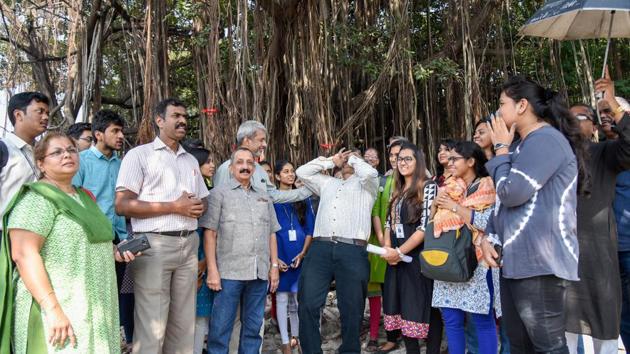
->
xmin=116 ymin=98 xmax=209 ymax=354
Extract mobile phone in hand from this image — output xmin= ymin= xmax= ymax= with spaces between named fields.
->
xmin=493 ymin=244 xmax=502 ymax=264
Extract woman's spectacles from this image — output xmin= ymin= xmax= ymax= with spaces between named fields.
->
xmin=447 ymin=156 xmax=465 ymax=164
xmin=45 ymin=147 xmax=79 ymax=159
xmin=397 ymin=156 xmax=415 ymax=164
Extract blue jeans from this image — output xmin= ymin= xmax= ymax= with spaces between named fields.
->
xmin=443 ymin=308 xmax=498 ymax=354
xmin=620 ymin=251 xmax=630 ymax=351
xmin=207 ymin=279 xmax=268 ymax=354
xmin=444 ymin=270 xmax=498 ymax=354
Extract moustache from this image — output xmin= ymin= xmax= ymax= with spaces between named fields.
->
xmin=239 ymin=169 xmax=251 ymax=174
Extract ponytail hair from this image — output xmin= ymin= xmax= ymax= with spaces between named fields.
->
xmin=501 ymin=76 xmax=591 ymax=196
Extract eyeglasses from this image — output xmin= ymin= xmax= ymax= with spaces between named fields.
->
xmin=575 ymin=114 xmax=593 ymax=122
xmin=447 ymin=156 xmax=465 ymax=164
xmin=79 ymin=136 xmax=94 ymax=143
xmin=397 ymin=156 xmax=415 ymax=164
xmin=45 ymin=147 xmax=79 ymax=159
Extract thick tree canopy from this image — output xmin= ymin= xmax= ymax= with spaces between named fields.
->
xmin=1 ymin=0 xmax=629 ymax=171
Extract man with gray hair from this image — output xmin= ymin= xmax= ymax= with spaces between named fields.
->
xmin=202 ymin=147 xmax=281 ymax=354
xmin=214 ymin=120 xmax=311 ymax=202
xmin=213 ymin=120 xmax=311 ymax=351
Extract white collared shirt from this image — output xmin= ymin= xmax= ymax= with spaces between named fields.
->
xmin=296 ymin=155 xmax=379 ymax=241
xmin=116 ymin=137 xmax=209 ymax=233
xmin=0 ymin=133 xmax=39 ymax=221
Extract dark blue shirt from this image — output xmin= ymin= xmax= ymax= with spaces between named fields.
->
xmin=615 ymin=171 xmax=630 ymax=252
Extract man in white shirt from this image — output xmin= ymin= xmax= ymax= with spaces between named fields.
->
xmin=115 ymin=98 xmax=209 ymax=354
xmin=0 ymin=92 xmax=49 ymax=222
xmin=296 ymin=148 xmax=379 ymax=354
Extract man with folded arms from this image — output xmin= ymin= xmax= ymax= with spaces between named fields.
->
xmin=296 ymin=148 xmax=379 ymax=354
xmin=115 ymin=98 xmax=208 ymax=354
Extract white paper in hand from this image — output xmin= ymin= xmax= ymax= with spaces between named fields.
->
xmin=366 ymin=244 xmax=412 ymax=263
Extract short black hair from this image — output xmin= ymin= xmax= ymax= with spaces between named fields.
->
xmin=155 ymin=98 xmax=186 ymax=118
xmin=92 ymin=110 xmax=125 ymax=137
xmin=259 ymin=160 xmax=271 ymax=169
xmin=474 ymin=116 xmax=492 ymax=131
xmin=452 ymin=140 xmax=489 ymax=178
xmin=66 ymin=122 xmax=92 ymax=140
xmin=186 ymin=147 xmax=211 ymax=167
xmin=182 ymin=138 xmax=204 ymax=150
xmin=8 ymin=92 xmax=50 ymax=125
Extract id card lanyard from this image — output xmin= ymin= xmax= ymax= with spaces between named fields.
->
xmin=282 ymin=205 xmax=298 ymax=241
xmin=394 ymin=199 xmax=405 ymax=239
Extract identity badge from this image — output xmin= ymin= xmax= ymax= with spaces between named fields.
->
xmin=395 ymin=224 xmax=405 ymax=239
xmin=289 ymin=230 xmax=298 ymax=241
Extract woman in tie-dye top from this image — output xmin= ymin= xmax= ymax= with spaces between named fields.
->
xmin=480 ymin=76 xmax=590 ymax=354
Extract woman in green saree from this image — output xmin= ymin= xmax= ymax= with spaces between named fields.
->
xmin=0 ymin=132 xmax=135 ymax=353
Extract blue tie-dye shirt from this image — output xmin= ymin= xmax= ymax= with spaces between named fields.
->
xmin=485 ymin=126 xmax=579 ymax=281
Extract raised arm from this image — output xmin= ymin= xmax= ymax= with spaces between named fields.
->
xmin=604 ymin=114 xmax=630 ymax=173
xmin=595 ymin=69 xmax=630 ymax=172
xmin=486 ymin=133 xmax=567 ymax=208
xmin=347 ymin=155 xmax=379 ymax=194
xmin=295 ymin=157 xmax=336 ymax=195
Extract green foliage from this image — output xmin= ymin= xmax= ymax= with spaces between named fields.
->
xmin=413 ymin=58 xmax=461 ymax=82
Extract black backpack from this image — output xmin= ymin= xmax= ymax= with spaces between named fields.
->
xmin=419 ymin=221 xmax=478 ymax=283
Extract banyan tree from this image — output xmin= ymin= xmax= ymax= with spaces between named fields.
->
xmin=1 ymin=0 xmax=627 ymax=171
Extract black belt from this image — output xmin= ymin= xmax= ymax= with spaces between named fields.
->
xmin=315 ymin=236 xmax=367 ymax=247
xmin=155 ymin=230 xmax=196 ymax=237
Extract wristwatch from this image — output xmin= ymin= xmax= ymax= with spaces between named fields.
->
xmin=395 ymin=247 xmax=405 ymax=260
xmin=271 ymin=263 xmax=279 ymax=268
xmin=494 ymin=143 xmax=509 ymax=151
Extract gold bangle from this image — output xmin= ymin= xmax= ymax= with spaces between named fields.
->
xmin=615 ymin=105 xmax=624 ymax=114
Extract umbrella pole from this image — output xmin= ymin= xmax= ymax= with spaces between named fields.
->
xmin=596 ymin=10 xmax=616 ymax=125
xmin=601 ymin=10 xmax=616 ymax=79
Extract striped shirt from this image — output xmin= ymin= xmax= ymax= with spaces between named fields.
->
xmin=296 ymin=155 xmax=379 ymax=241
xmin=115 ymin=137 xmax=209 ymax=233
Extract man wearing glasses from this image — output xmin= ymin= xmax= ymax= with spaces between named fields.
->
xmin=565 ymin=72 xmax=630 ymax=353
xmin=66 ymin=122 xmax=93 ymax=151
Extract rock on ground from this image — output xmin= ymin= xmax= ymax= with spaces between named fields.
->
xmin=262 ymin=291 xmax=446 ymax=354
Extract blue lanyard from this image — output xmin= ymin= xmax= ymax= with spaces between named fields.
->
xmin=282 ymin=204 xmax=294 ymax=230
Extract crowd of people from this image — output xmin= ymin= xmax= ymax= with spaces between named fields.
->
xmin=0 ymin=69 xmax=629 ymax=354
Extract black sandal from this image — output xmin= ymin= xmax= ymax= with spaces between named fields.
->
xmin=365 ymin=339 xmax=379 ymax=352
xmin=377 ymin=341 xmax=399 ymax=354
